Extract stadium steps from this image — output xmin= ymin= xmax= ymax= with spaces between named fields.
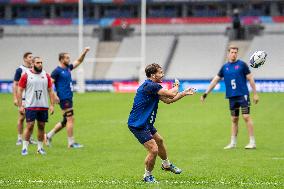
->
xmin=93 ymin=41 xmax=121 ymax=79
xmin=227 ymin=40 xmax=251 ymax=61
xmin=164 ymin=36 xmax=178 ymax=75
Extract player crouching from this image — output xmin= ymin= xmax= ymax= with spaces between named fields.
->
xmin=127 ymin=63 xmax=195 ymax=183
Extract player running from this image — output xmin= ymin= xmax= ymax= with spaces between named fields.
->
xmin=18 ymin=57 xmax=54 ymax=155
xmin=128 ymin=63 xmax=195 ymax=183
xmin=13 ymin=52 xmax=37 ymax=145
xmin=201 ymin=46 xmax=259 ymax=149
xmin=45 ymin=47 xmax=90 ymax=148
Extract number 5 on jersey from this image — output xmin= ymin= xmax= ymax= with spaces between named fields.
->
xmin=231 ymin=79 xmax=236 ymax=89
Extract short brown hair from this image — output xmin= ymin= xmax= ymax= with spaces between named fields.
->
xmin=23 ymin=52 xmax=32 ymax=59
xmin=59 ymin=53 xmax=68 ymax=61
xmin=228 ymin=46 xmax=239 ymax=52
xmin=145 ymin=63 xmax=161 ymax=78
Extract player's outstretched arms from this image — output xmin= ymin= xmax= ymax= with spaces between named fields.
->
xmin=73 ymin=47 xmax=91 ymax=69
xmin=158 ymin=78 xmax=180 ymax=98
xmin=158 ymin=86 xmax=179 ymax=98
xmin=160 ymin=87 xmax=196 ymax=104
xmin=200 ymin=75 xmax=221 ymax=102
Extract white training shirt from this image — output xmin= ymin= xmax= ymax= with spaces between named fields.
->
xmin=18 ymin=69 xmax=52 ymax=110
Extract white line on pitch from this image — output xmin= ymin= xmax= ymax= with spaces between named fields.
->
xmin=271 ymin=157 xmax=284 ymax=160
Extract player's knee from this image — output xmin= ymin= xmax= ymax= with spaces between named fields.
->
xmin=19 ymin=118 xmax=25 ymax=122
xmin=231 ymin=117 xmax=239 ymax=123
xmin=242 ymin=114 xmax=251 ymax=122
xmin=61 ymin=116 xmax=67 ymax=128
xmin=150 ymin=145 xmax=158 ymax=156
xmin=155 ymin=137 xmax=164 ymax=146
xmin=64 ymin=110 xmax=74 ymax=123
xmin=38 ymin=124 xmax=44 ymax=131
xmin=66 ymin=116 xmax=74 ymax=123
xmin=26 ymin=124 xmax=34 ymax=132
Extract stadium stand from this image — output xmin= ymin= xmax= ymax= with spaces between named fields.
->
xmin=0 ymin=26 xmax=98 ymax=80
xmin=132 ymin=24 xmax=230 ymax=35
xmin=166 ymin=35 xmax=228 ymax=79
xmin=263 ymin=23 xmax=284 ymax=33
xmin=245 ymin=34 xmax=284 ymax=79
xmin=104 ymin=35 xmax=175 ymax=80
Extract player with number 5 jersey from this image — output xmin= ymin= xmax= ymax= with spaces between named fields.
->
xmin=201 ymin=46 xmax=259 ymax=150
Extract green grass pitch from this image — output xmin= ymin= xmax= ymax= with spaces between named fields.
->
xmin=0 ymin=92 xmax=284 ymax=188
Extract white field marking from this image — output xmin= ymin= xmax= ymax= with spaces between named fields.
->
xmin=272 ymin=157 xmax=284 ymax=160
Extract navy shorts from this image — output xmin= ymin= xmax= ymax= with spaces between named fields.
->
xmin=229 ymin=95 xmax=250 ymax=116
xmin=25 ymin=109 xmax=48 ymax=123
xmin=59 ymin=99 xmax=73 ymax=110
xmin=128 ymin=125 xmax=157 ymax=144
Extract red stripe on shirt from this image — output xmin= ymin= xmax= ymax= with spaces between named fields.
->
xmin=46 ymin=73 xmax=52 ymax=88
xmin=18 ymin=73 xmax=28 ymax=88
xmin=25 ymin=107 xmax=49 ymax=110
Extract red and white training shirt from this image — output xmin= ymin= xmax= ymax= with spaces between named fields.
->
xmin=18 ymin=69 xmax=52 ymax=110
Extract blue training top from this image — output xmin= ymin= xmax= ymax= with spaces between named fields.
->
xmin=128 ymin=79 xmax=162 ymax=128
xmin=218 ymin=59 xmax=251 ymax=98
xmin=51 ymin=64 xmax=74 ymax=100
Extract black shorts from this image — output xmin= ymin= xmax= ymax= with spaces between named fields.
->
xmin=229 ymin=95 xmax=250 ymax=116
xmin=128 ymin=125 xmax=157 ymax=144
xmin=59 ymin=99 xmax=73 ymax=110
xmin=25 ymin=109 xmax=48 ymax=123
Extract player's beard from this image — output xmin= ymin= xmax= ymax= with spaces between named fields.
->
xmin=63 ymin=61 xmax=69 ymax=67
xmin=34 ymin=66 xmax=42 ymax=73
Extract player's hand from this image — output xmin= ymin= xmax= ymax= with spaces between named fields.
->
xmin=19 ymin=106 xmax=25 ymax=114
xmin=184 ymin=87 xmax=196 ymax=96
xmin=200 ymin=93 xmax=207 ymax=102
xmin=13 ymin=98 xmax=18 ymax=106
xmin=173 ymin=78 xmax=180 ymax=87
xmin=49 ymin=105 xmax=54 ymax=115
xmin=253 ymin=94 xmax=259 ymax=104
xmin=84 ymin=47 xmax=90 ymax=53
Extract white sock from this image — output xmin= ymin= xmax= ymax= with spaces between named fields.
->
xmin=68 ymin=137 xmax=74 ymax=146
xmin=144 ymin=169 xmax=151 ymax=177
xmin=22 ymin=140 xmax=29 ymax=150
xmin=162 ymin=159 xmax=171 ymax=168
xmin=37 ymin=141 xmax=43 ymax=150
xmin=249 ymin=136 xmax=255 ymax=144
xmin=47 ymin=130 xmax=55 ymax=139
xmin=231 ymin=136 xmax=237 ymax=145
xmin=18 ymin=134 xmax=22 ymax=140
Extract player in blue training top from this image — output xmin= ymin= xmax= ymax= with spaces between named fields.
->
xmin=13 ymin=52 xmax=37 ymax=146
xmin=128 ymin=63 xmax=196 ymax=183
xmin=201 ymin=46 xmax=259 ymax=150
xmin=45 ymin=47 xmax=90 ymax=148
